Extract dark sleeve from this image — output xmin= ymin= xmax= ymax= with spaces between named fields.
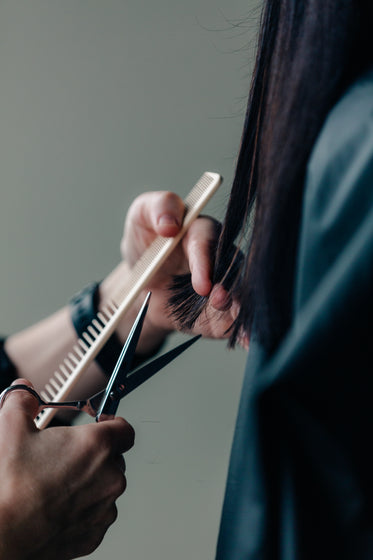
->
xmin=0 ymin=338 xmax=18 ymax=392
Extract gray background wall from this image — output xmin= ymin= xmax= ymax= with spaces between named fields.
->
xmin=0 ymin=1 xmax=261 ymax=558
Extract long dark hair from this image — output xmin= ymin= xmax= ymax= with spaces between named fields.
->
xmin=170 ymin=0 xmax=373 ymax=352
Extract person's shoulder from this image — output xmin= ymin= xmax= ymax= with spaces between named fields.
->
xmin=307 ymin=68 xmax=373 ymax=193
xmin=327 ymin=69 xmax=373 ymax=136
xmin=304 ymin=68 xmax=373 ymax=227
xmin=295 ymin=70 xmax=373 ymax=309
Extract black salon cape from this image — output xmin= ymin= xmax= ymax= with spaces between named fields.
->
xmin=216 ymin=70 xmax=373 ymax=559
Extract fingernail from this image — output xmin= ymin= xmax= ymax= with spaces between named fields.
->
xmin=158 ymin=214 xmax=180 ymax=228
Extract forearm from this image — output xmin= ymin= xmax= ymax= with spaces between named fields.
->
xmin=4 ymin=260 xmax=170 ymax=400
xmin=4 ymin=306 xmax=105 ymax=399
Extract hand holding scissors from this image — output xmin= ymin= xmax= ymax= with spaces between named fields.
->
xmin=0 ymin=292 xmax=200 ymax=423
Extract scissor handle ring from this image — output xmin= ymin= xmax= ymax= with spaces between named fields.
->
xmin=0 ymin=384 xmax=41 ymax=410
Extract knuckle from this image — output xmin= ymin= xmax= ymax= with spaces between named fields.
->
xmin=158 ymin=191 xmax=184 ymax=213
xmin=115 ymin=473 xmax=127 ymax=497
xmin=116 ymin=417 xmax=136 ymax=450
xmin=108 ymin=503 xmax=119 ymax=525
xmin=106 ymin=470 xmax=127 ymax=500
xmin=126 ymin=193 xmax=149 ymax=224
xmin=125 ymin=422 xmax=136 ymax=448
xmin=94 ymin=418 xmax=135 ymax=457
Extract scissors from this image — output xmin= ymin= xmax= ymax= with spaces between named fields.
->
xmin=0 ymin=292 xmax=200 ymax=423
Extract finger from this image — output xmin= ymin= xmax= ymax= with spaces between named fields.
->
xmin=96 ymin=417 xmax=135 ymax=456
xmin=182 ymin=217 xmax=220 ymax=296
xmin=0 ymin=378 xmax=40 ymax=420
xmin=63 ymin=502 xmax=119 ymax=559
xmin=130 ymin=191 xmax=185 ymax=238
xmin=115 ymin=454 xmax=126 ymax=474
xmin=209 ymin=283 xmax=232 ymax=311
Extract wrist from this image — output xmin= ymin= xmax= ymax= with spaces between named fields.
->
xmin=70 ymin=265 xmax=171 ymax=375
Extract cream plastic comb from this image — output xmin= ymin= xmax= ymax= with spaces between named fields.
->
xmin=36 ymin=171 xmax=222 ymax=428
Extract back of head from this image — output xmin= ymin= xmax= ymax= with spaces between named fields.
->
xmin=168 ymin=0 xmax=373 ymax=351
xmin=215 ymin=0 xmax=373 ymax=351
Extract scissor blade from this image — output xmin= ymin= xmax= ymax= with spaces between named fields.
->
xmin=96 ymin=291 xmax=151 ymax=421
xmin=123 ymin=334 xmax=201 ymax=396
xmin=113 ymin=291 xmax=152 ymax=385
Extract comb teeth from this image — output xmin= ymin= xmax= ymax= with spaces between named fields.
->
xmin=185 ymin=173 xmax=216 ymax=208
xmin=35 ymin=297 xmax=120 ymax=427
xmin=35 ymin=172 xmax=221 ymax=429
xmin=129 ymin=237 xmax=171 ymax=283
xmin=40 ymin=304 xmax=115 ymax=393
xmin=115 ymin=172 xmax=221 ymax=304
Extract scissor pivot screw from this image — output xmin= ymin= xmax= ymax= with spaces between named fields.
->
xmin=110 ymin=385 xmax=126 ymax=400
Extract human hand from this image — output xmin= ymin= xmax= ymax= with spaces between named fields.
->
xmin=0 ymin=379 xmax=135 ymax=560
xmin=120 ymin=191 xmax=245 ymax=345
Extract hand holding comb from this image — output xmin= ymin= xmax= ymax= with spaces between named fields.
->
xmin=35 ymin=172 xmax=222 ymax=428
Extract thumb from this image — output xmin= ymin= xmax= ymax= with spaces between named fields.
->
xmin=131 ymin=191 xmax=185 ymax=237
xmin=0 ymin=378 xmax=40 ymax=421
